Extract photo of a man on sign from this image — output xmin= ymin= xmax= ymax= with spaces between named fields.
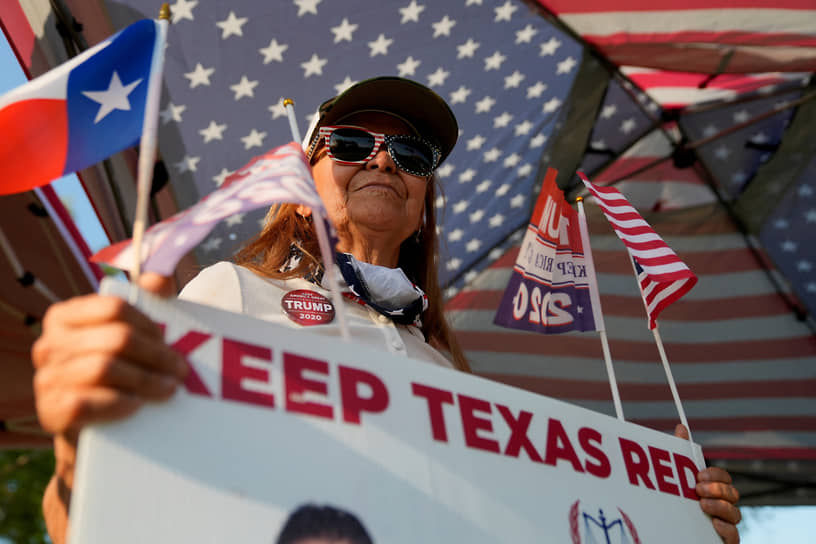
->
xmin=276 ymin=504 xmax=374 ymax=544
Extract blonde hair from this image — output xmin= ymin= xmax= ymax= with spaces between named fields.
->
xmin=233 ymin=176 xmax=470 ymax=373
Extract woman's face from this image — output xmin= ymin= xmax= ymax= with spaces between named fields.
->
xmin=310 ymin=112 xmax=429 ymax=263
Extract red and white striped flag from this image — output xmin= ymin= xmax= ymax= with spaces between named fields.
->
xmin=92 ymin=142 xmax=331 ymax=276
xmin=579 ymin=172 xmax=697 ymax=329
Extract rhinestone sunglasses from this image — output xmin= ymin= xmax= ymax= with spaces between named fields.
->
xmin=308 ymin=125 xmax=442 ymax=177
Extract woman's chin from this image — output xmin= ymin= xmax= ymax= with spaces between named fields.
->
xmin=347 ymin=208 xmax=414 ymax=236
xmin=355 ymin=183 xmax=402 ymax=199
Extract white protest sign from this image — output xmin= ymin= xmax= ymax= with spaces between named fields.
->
xmin=68 ymin=279 xmax=721 ymax=543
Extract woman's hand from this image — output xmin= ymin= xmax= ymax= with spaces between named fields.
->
xmin=675 ymin=424 xmax=741 ymax=543
xmin=32 ymin=273 xmax=185 ymax=544
xmin=32 ymin=293 xmax=187 ymax=438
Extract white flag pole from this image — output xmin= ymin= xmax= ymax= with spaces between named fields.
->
xmin=628 ymin=259 xmax=704 ymax=466
xmin=283 ymin=99 xmax=350 ymax=340
xmin=129 ymin=4 xmax=170 ymax=295
xmin=576 ymin=196 xmax=624 ymax=421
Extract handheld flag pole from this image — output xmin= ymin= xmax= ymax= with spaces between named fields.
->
xmin=493 ymin=168 xmax=624 ymax=420
xmin=282 ymin=98 xmax=350 ymax=340
xmin=576 ymin=196 xmax=624 ymax=421
xmin=129 ymin=4 xmax=170 ymax=289
xmin=283 ymin=98 xmax=301 ymax=147
xmin=579 ymin=170 xmax=702 ymax=464
xmin=629 ymin=257 xmax=704 ymax=467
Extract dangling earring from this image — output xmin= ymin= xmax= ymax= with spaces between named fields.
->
xmin=414 ymin=224 xmax=423 ymax=244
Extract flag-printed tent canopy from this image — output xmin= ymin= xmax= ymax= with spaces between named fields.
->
xmin=537 ymin=0 xmax=816 ymax=74
xmin=0 ymin=186 xmax=101 ymax=448
xmin=2 ymin=0 xmax=815 ymax=504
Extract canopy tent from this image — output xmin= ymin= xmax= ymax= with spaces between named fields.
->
xmin=0 ymin=0 xmax=196 ymax=439
xmin=0 ymin=186 xmax=100 ymax=449
xmin=1 ymin=0 xmax=814 ymax=505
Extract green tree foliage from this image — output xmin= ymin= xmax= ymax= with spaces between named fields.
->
xmin=0 ymin=449 xmax=52 ymax=544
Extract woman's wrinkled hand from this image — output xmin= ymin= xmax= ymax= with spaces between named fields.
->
xmin=675 ymin=424 xmax=741 ymax=543
xmin=32 ymin=292 xmax=187 ymax=437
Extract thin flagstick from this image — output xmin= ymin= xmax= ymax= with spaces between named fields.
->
xmin=577 ymin=197 xmax=624 ymax=421
xmin=283 ymin=98 xmax=301 ymax=146
xmin=283 ymin=99 xmax=350 ymax=340
xmin=628 ymin=258 xmax=705 ymax=467
xmin=129 ymin=4 xmax=170 ymax=301
xmin=312 ymin=216 xmax=350 ymax=340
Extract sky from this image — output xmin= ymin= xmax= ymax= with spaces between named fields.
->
xmin=1 ymin=9 xmax=814 ymax=544
xmin=741 ymin=505 xmax=815 ymax=543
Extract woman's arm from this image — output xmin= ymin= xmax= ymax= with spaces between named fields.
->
xmin=33 ymin=274 xmax=185 ymax=544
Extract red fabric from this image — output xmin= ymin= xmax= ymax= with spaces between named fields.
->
xmin=536 ymin=0 xmax=816 ymax=73
xmin=540 ymin=0 xmax=816 ymax=12
xmin=0 ymin=0 xmax=36 ymax=73
xmin=0 ymin=98 xmax=67 ymax=195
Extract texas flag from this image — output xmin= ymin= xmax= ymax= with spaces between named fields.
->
xmin=0 ymin=19 xmax=160 ymax=195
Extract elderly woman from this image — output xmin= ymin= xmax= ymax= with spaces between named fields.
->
xmin=178 ymin=77 xmax=468 ymax=371
xmin=31 ymin=77 xmax=740 ymax=543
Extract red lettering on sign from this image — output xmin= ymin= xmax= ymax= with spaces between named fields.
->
xmin=579 ymin=427 xmax=610 ymax=478
xmin=543 ymin=418 xmax=584 ymax=472
xmin=222 ymin=338 xmax=275 ymax=408
xmin=338 ymin=366 xmax=389 ymax=424
xmin=649 ymin=446 xmax=680 ymax=496
xmin=158 ymin=323 xmax=212 ymax=397
xmin=619 ymin=438 xmax=656 ymax=490
xmin=283 ymin=353 xmax=332 ymax=420
xmin=673 ymin=453 xmax=701 ymax=500
xmin=411 ymin=383 xmax=454 ymax=442
xmin=458 ymin=394 xmax=501 ymax=454
xmin=496 ymin=404 xmax=543 ymax=463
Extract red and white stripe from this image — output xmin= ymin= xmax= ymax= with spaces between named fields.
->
xmin=620 ymin=67 xmax=809 ymax=110
xmin=536 ymin=0 xmax=816 ymax=73
xmin=635 ymin=258 xmax=693 ymax=331
xmin=579 ymin=171 xmax=697 ymax=277
xmin=446 ymin=203 xmax=816 ymax=461
xmin=591 ymin=126 xmax=717 ymax=212
xmin=580 ymin=171 xmax=697 ymax=328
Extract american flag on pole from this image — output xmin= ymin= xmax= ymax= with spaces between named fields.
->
xmin=579 ymin=171 xmax=697 ymax=329
xmin=92 ymin=142 xmax=328 ymax=276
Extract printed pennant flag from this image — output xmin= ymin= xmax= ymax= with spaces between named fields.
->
xmin=93 ymin=142 xmax=329 ymax=276
xmin=0 ymin=19 xmax=160 ymax=195
xmin=494 ymin=169 xmax=602 ymax=334
xmin=579 ymin=172 xmax=697 ymax=329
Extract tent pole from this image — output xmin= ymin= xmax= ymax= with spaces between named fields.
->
xmin=685 ymin=91 xmax=816 ymax=151
xmin=673 ymin=121 xmax=815 ymax=332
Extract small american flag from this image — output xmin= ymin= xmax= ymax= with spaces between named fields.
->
xmin=92 ymin=142 xmax=328 ymax=275
xmin=579 ymin=171 xmax=697 ymax=329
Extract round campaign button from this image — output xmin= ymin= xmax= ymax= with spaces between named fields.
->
xmin=281 ymin=289 xmax=335 ymax=326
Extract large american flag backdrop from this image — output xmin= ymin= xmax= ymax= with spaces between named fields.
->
xmin=86 ymin=0 xmax=816 ymax=502
xmin=104 ymin=0 xmax=582 ymax=290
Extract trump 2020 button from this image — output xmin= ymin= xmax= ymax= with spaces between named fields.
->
xmin=281 ymin=289 xmax=335 ymax=326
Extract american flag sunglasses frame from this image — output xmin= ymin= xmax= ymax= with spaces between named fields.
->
xmin=310 ymin=125 xmax=441 ymax=177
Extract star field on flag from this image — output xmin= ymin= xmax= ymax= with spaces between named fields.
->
xmin=108 ymin=0 xmax=582 ymax=289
